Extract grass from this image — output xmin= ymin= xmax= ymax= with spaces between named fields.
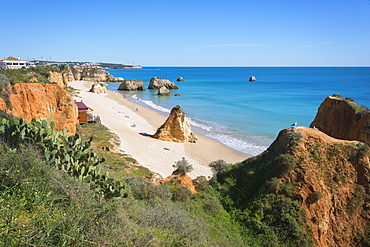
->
xmin=65 ymin=86 xmax=80 ymax=97
xmin=0 ymin=140 xmax=257 ymax=246
xmin=332 ymin=94 xmax=369 ymax=113
xmin=79 ymin=123 xmax=120 ymax=147
xmin=78 ymin=123 xmax=153 ymax=179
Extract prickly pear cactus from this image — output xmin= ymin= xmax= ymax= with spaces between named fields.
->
xmin=0 ymin=118 xmax=126 ymax=199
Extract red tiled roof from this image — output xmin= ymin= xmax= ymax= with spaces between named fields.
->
xmin=3 ymin=56 xmax=22 ymax=61
xmin=75 ymin=101 xmax=88 ymax=109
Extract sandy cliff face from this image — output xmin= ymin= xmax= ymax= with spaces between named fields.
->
xmin=310 ymin=96 xmax=370 ymax=145
xmin=48 ymin=67 xmax=123 ymax=86
xmin=271 ymin=127 xmax=370 ymax=247
xmin=152 ymin=105 xmax=197 ymax=143
xmin=155 ymin=172 xmax=198 ymax=194
xmin=0 ymin=83 xmax=78 ymax=134
xmin=48 ymin=67 xmax=76 ymax=87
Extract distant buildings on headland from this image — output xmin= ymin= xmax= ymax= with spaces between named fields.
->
xmin=0 ymin=56 xmax=142 ymax=70
xmin=0 ymin=56 xmax=35 ymax=69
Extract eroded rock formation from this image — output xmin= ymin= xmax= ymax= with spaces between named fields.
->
xmin=0 ymin=83 xmax=78 ymax=134
xmin=177 ymin=77 xmax=184 ymax=81
xmin=158 ymin=86 xmax=170 ymax=96
xmin=89 ymin=82 xmax=107 ymax=94
xmin=48 ymin=67 xmax=123 ymax=87
xmin=310 ymin=95 xmax=370 ymax=145
xmin=118 ymin=79 xmax=145 ymax=91
xmin=152 ymin=105 xmax=197 ymax=143
xmin=148 ymin=77 xmax=178 ymax=89
xmin=155 ymin=171 xmax=197 ymax=194
xmin=268 ymin=126 xmax=370 ymax=247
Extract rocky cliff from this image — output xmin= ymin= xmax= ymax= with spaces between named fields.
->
xmin=152 ymin=105 xmax=197 ymax=143
xmin=270 ymin=127 xmax=370 ymax=246
xmin=310 ymin=95 xmax=370 ymax=145
xmin=48 ymin=67 xmax=123 ymax=87
xmin=0 ymin=83 xmax=78 ymax=134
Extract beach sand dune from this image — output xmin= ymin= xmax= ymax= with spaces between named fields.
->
xmin=70 ymin=81 xmax=250 ymax=179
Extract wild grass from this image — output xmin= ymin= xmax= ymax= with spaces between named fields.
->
xmin=78 ymin=123 xmax=154 ymax=178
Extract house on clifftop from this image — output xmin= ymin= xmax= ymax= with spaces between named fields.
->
xmin=0 ymin=56 xmax=35 ymax=69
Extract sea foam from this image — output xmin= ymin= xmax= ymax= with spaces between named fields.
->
xmin=132 ymin=97 xmax=269 ymax=155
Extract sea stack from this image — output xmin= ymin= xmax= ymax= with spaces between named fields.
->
xmin=152 ymin=105 xmax=197 ymax=143
xmin=177 ymin=77 xmax=184 ymax=81
xmin=148 ymin=77 xmax=179 ymax=89
xmin=118 ymin=79 xmax=145 ymax=91
xmin=158 ymin=86 xmax=171 ymax=96
xmin=89 ymin=82 xmax=107 ymax=94
xmin=249 ymin=76 xmax=256 ymax=81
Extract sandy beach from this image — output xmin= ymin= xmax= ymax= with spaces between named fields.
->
xmin=70 ymin=81 xmax=251 ymax=179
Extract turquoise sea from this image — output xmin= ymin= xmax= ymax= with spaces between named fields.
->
xmin=106 ymin=67 xmax=370 ymax=156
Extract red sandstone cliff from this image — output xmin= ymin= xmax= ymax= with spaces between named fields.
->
xmin=155 ymin=171 xmax=198 ymax=194
xmin=0 ymin=83 xmax=78 ymax=134
xmin=310 ymin=95 xmax=370 ymax=145
xmin=271 ymin=126 xmax=370 ymax=247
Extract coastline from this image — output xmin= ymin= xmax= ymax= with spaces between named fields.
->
xmin=70 ymin=81 xmax=251 ymax=179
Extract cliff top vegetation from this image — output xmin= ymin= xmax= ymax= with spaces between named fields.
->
xmin=1 ymin=68 xmax=369 ymax=246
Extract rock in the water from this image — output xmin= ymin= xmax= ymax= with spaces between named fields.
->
xmin=174 ymin=94 xmax=181 ymax=96
xmin=118 ymin=79 xmax=145 ymax=91
xmin=89 ymin=82 xmax=107 ymax=94
xmin=158 ymin=86 xmax=170 ymax=96
xmin=177 ymin=77 xmax=184 ymax=81
xmin=148 ymin=77 xmax=178 ymax=89
xmin=249 ymin=76 xmax=256 ymax=81
xmin=152 ymin=105 xmax=197 ymax=143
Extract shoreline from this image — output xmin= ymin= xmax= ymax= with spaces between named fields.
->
xmin=113 ymin=89 xmax=252 ymax=159
xmin=70 ymin=81 xmax=251 ymax=179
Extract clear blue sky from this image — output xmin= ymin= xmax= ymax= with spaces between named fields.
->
xmin=1 ymin=0 xmax=370 ymax=66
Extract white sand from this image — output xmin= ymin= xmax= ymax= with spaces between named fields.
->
xmin=70 ymin=81 xmax=250 ymax=179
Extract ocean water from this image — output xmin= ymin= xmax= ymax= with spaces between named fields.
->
xmin=106 ymin=67 xmax=370 ymax=156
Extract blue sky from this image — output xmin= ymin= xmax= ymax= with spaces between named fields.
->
xmin=1 ymin=0 xmax=370 ymax=66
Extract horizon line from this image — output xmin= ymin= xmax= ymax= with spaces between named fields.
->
xmin=141 ymin=65 xmax=370 ymax=67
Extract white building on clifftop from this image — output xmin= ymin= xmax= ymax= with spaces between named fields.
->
xmin=0 ymin=56 xmax=34 ymax=69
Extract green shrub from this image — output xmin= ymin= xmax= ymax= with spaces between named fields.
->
xmin=286 ymin=130 xmax=303 ymax=148
xmin=209 ymin=159 xmax=230 ymax=177
xmin=0 ymin=73 xmax=11 ymax=92
xmin=265 ymin=177 xmax=280 ymax=194
xmin=203 ymin=198 xmax=222 ymax=215
xmin=271 ymin=153 xmax=296 ymax=178
xmin=126 ymin=176 xmax=172 ymax=201
xmin=0 ymin=73 xmax=13 ymax=109
xmin=193 ymin=176 xmax=209 ymax=191
xmin=173 ymin=157 xmax=193 ymax=175
xmin=171 ymin=185 xmax=192 ymax=202
xmin=308 ymin=191 xmax=323 ymax=204
xmin=0 ymin=110 xmax=18 ymax=121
